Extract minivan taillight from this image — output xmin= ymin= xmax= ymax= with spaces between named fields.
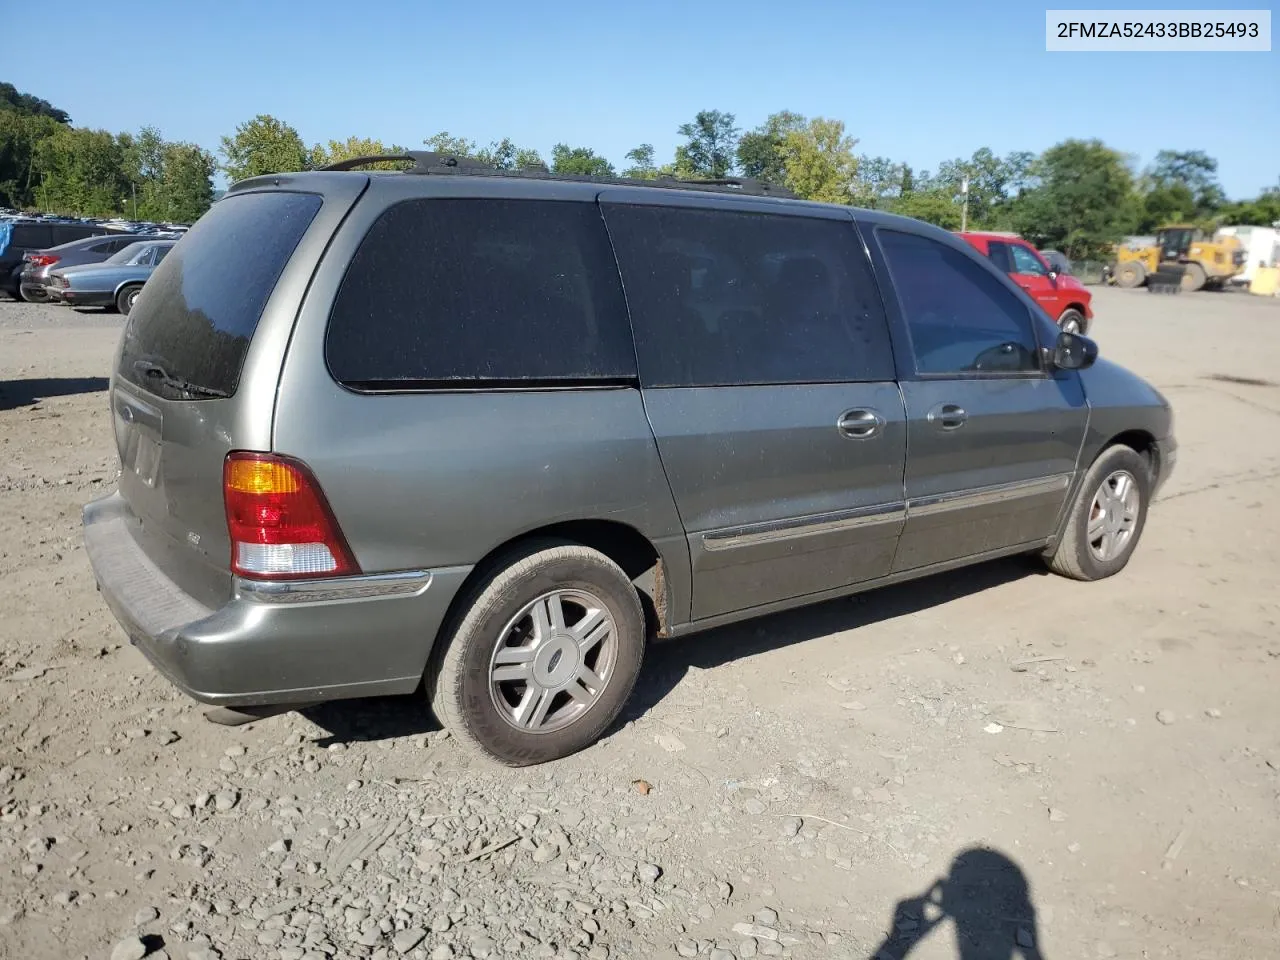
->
xmin=223 ymin=452 xmax=359 ymax=580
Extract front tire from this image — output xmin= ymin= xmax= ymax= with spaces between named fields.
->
xmin=116 ymin=284 xmax=142 ymax=315
xmin=427 ymin=541 xmax=646 ymax=766
xmin=1114 ymin=262 xmax=1145 ymax=289
xmin=1046 ymin=445 xmax=1151 ymax=581
xmin=1180 ymin=262 xmax=1206 ymax=293
xmin=1057 ymin=308 xmax=1086 ymax=335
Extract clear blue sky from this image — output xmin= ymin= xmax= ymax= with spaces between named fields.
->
xmin=8 ymin=0 xmax=1277 ymax=197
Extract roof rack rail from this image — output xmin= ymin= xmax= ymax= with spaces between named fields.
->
xmin=652 ymin=175 xmax=794 ymax=198
xmin=320 ymin=151 xmax=494 ymax=173
xmin=319 ymin=151 xmax=798 ymax=199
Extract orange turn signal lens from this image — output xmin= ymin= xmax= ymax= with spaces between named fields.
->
xmin=224 ymin=457 xmax=302 ymax=496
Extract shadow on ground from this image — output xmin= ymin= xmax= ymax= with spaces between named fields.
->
xmin=868 ymin=846 xmax=1043 ymax=960
xmin=300 ymin=555 xmax=1043 ymax=746
xmin=625 ymin=554 xmax=1044 ymax=722
xmin=0 ymin=376 xmax=108 ymax=410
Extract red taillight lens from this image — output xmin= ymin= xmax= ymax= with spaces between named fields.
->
xmin=223 ymin=452 xmax=359 ymax=580
xmin=27 ymin=254 xmax=59 ymax=267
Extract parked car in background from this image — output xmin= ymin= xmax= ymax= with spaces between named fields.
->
xmin=82 ymin=160 xmax=1175 ymax=766
xmin=46 ymin=239 xmax=175 ymax=314
xmin=958 ymin=231 xmax=1094 ymax=334
xmin=1039 ymin=249 xmax=1072 ymax=276
xmin=19 ymin=234 xmax=146 ymax=302
xmin=1 ymin=220 xmax=118 ymax=299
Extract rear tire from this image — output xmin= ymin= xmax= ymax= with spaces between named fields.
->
xmin=116 ymin=284 xmax=142 ymax=316
xmin=19 ymin=285 xmax=48 ymax=303
xmin=1045 ymin=445 xmax=1151 ymax=582
xmin=1180 ymin=262 xmax=1206 ymax=292
xmin=1057 ymin=308 xmax=1086 ymax=335
xmin=427 ymin=541 xmax=646 ymax=766
xmin=1114 ymin=262 xmax=1145 ymax=289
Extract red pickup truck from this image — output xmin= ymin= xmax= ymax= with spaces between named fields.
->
xmin=958 ymin=232 xmax=1094 ymax=334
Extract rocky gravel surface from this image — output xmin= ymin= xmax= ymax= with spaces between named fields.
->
xmin=4 ymin=292 xmax=1280 ymax=960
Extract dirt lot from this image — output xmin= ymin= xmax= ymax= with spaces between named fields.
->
xmin=2 ymin=288 xmax=1279 ymax=960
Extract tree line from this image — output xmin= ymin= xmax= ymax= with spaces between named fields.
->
xmin=1 ymin=82 xmax=215 ymax=224
xmin=3 ymin=83 xmax=1277 ymax=260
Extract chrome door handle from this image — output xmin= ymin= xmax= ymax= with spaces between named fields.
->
xmin=927 ymin=402 xmax=967 ymax=431
xmin=837 ymin=408 xmax=885 ymax=440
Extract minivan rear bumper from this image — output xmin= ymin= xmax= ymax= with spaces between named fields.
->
xmin=82 ymin=492 xmax=470 ymax=707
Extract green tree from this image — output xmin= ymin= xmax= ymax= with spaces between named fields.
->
xmin=677 ymin=110 xmax=740 ymax=179
xmin=855 ymin=154 xmax=907 ymax=207
xmin=119 ymin=125 xmax=166 ymax=218
xmin=622 ymin=144 xmax=658 ymax=179
xmin=0 ymin=111 xmax=61 ymax=209
xmin=309 ymin=136 xmax=411 ymax=170
xmin=476 ymin=138 xmax=543 ymax=170
xmin=1136 ymin=149 xmax=1226 ymax=230
xmin=219 ymin=115 xmax=309 ymax=182
xmin=891 ymin=190 xmax=961 ymax=229
xmin=736 ymin=111 xmax=806 ymax=184
xmin=0 ymin=82 xmax=71 ymax=124
xmin=928 ymin=147 xmax=1030 ymax=229
xmin=550 ymin=143 xmax=615 ymax=177
xmin=154 ymin=143 xmax=216 ymax=222
xmin=31 ymin=127 xmax=130 ymax=216
xmin=777 ymin=118 xmax=858 ymax=204
xmin=1010 ymin=139 xmax=1136 ymax=260
xmin=1217 ymin=182 xmax=1280 ymax=226
xmin=900 ymin=164 xmax=915 ymax=196
xmin=1002 ymin=151 xmax=1037 ymax=195
xmin=422 ymin=131 xmax=478 ymax=157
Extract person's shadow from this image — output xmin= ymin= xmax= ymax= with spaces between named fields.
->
xmin=869 ymin=847 xmax=1043 ymax=960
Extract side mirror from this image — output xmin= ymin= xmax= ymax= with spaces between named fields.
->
xmin=1052 ymin=331 xmax=1098 ymax=370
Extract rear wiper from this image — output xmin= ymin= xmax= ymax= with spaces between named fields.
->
xmin=133 ymin=361 xmax=230 ymax=399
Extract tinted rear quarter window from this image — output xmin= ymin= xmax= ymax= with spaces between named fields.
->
xmin=326 ymin=198 xmax=635 ymax=386
xmin=117 ymin=191 xmax=322 ymax=399
xmin=603 ymin=203 xmax=894 ymax=387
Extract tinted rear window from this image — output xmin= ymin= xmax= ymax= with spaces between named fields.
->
xmin=117 ymin=192 xmax=322 ymax=399
xmin=326 ymin=198 xmax=636 ymax=387
xmin=51 ymin=225 xmax=101 ymax=245
xmin=10 ymin=226 xmax=53 ymax=250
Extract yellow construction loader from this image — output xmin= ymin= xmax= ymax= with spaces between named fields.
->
xmin=1109 ymin=225 xmax=1247 ymax=291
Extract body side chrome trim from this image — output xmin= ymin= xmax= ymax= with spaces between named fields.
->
xmin=701 ymin=501 xmax=906 ymax=553
xmin=907 ymin=473 xmax=1072 ymax=519
xmin=236 ymin=569 xmax=433 ymax=604
xmin=664 ymin=538 xmax=1052 ymax=637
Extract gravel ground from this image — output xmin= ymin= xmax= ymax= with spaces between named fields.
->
xmin=2 ymin=289 xmax=1279 ymax=960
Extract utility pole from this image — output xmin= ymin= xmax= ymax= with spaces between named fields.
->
xmin=960 ymin=176 xmax=969 ymax=232
xmin=131 ymin=182 xmax=137 ymax=219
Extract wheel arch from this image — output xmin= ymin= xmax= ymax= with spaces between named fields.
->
xmin=1106 ymin=429 xmax=1159 ymax=477
xmin=1058 ymin=302 xmax=1091 ymax=333
xmin=1049 ymin=429 xmax=1158 ymax=552
xmin=440 ymin=519 xmax=673 ymax=647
